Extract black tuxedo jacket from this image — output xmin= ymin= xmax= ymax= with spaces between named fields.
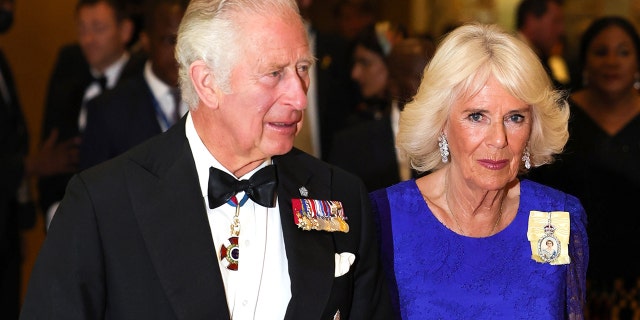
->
xmin=328 ymin=117 xmax=400 ymax=192
xmin=37 ymin=44 xmax=146 ymax=213
xmin=21 ymin=116 xmax=392 ymax=319
xmin=80 ymin=72 xmax=162 ymax=170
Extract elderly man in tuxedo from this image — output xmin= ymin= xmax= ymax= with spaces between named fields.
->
xmin=20 ymin=0 xmax=392 ymax=319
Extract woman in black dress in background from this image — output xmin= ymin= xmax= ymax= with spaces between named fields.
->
xmin=529 ymin=16 xmax=640 ymax=319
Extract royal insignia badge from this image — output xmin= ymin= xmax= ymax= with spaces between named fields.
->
xmin=527 ymin=210 xmax=571 ymax=265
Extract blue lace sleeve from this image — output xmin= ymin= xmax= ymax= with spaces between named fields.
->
xmin=565 ymin=193 xmax=588 ymax=319
xmin=369 ymin=189 xmax=401 ymax=320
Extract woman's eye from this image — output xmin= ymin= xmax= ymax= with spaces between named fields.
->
xmin=508 ymin=114 xmax=525 ymax=123
xmin=468 ymin=113 xmax=483 ymax=122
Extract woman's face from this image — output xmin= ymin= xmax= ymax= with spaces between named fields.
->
xmin=445 ymin=77 xmax=532 ymax=191
xmin=351 ymin=45 xmax=388 ymax=98
xmin=585 ymin=25 xmax=638 ymax=95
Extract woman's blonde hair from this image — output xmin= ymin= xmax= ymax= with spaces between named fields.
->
xmin=397 ymin=23 xmax=569 ymax=173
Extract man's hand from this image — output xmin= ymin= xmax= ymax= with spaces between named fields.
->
xmin=26 ymin=129 xmax=80 ymax=177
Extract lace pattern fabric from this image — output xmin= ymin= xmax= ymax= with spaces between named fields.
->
xmin=370 ymin=179 xmax=588 ymax=319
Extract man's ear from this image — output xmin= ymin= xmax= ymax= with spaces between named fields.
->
xmin=139 ymin=31 xmax=150 ymax=53
xmin=190 ymin=60 xmax=220 ymax=109
xmin=119 ymin=18 xmax=134 ymax=46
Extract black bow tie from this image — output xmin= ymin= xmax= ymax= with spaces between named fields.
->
xmin=208 ymin=165 xmax=278 ymax=209
xmin=92 ymin=75 xmax=107 ymax=91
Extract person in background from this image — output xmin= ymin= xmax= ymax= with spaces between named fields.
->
xmin=349 ymin=21 xmax=405 ymax=125
xmin=370 ymin=24 xmax=587 ymax=319
xmin=0 ymin=0 xmax=76 ymax=317
xmin=79 ymin=0 xmax=189 ymax=171
xmin=38 ymin=0 xmax=146 ymax=229
xmin=333 ymin=0 xmax=376 ymax=43
xmin=293 ymin=0 xmax=358 ymax=160
xmin=20 ymin=0 xmax=392 ymax=318
xmin=329 ymin=37 xmax=435 ymax=191
xmin=528 ymin=16 xmax=640 ymax=318
xmin=516 ymin=0 xmax=567 ymax=89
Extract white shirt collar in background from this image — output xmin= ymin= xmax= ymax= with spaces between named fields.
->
xmin=144 ymin=61 xmax=186 ymax=131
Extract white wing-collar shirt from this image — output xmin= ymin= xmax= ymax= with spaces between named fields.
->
xmin=186 ymin=113 xmax=291 ymax=319
xmin=144 ymin=61 xmax=187 ymax=131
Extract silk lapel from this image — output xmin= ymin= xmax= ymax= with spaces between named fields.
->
xmin=274 ymin=150 xmax=335 ymax=319
xmin=127 ymin=120 xmax=230 ymax=320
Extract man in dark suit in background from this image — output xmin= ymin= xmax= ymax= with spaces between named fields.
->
xmin=38 ymin=0 xmax=145 ymax=229
xmin=0 ymin=2 xmax=30 ymax=316
xmin=516 ymin=0 xmax=566 ymax=89
xmin=0 ymin=0 xmax=77 ymax=317
xmin=21 ymin=0 xmax=392 ymax=319
xmin=329 ymin=37 xmax=435 ymax=191
xmin=294 ymin=0 xmax=359 ymax=160
xmin=80 ymin=0 xmax=188 ymax=170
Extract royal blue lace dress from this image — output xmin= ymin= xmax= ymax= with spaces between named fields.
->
xmin=370 ymin=179 xmax=588 ymax=319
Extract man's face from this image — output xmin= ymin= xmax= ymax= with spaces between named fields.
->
xmin=76 ymin=1 xmax=131 ymax=72
xmin=144 ymin=3 xmax=183 ymax=87
xmin=212 ymin=12 xmax=313 ymax=160
xmin=0 ymin=0 xmax=13 ymax=11
xmin=531 ymin=1 xmax=564 ymax=56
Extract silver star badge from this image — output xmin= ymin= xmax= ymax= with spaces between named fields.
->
xmin=298 ymin=186 xmax=308 ymax=197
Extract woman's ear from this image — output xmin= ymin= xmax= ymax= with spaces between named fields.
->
xmin=190 ymin=60 xmax=219 ymax=109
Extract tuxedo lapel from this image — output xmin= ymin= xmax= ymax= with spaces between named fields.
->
xmin=275 ymin=150 xmax=336 ymax=319
xmin=126 ymin=120 xmax=230 ymax=320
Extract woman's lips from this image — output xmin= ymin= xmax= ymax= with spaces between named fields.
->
xmin=477 ymin=159 xmax=509 ymax=170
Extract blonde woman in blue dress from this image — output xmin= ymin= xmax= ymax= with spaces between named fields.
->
xmin=370 ymin=24 xmax=588 ymax=319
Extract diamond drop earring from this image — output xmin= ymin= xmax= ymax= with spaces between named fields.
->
xmin=438 ymin=133 xmax=449 ymax=163
xmin=522 ymin=147 xmax=531 ymax=169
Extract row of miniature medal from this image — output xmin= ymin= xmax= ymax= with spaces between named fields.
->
xmin=292 ymin=198 xmax=349 ymax=233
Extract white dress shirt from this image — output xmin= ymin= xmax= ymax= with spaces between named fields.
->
xmin=186 ymin=114 xmax=291 ymax=319
xmin=144 ymin=61 xmax=187 ymax=131
xmin=78 ymin=52 xmax=130 ymax=132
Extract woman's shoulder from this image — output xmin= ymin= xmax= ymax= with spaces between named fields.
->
xmin=521 ymin=178 xmax=578 ymax=200
xmin=369 ymin=180 xmax=419 ymax=206
xmin=520 ymin=179 xmax=585 ymax=219
xmin=371 ymin=179 xmax=417 ymax=195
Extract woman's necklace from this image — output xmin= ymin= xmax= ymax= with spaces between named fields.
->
xmin=444 ymin=176 xmax=504 ymax=237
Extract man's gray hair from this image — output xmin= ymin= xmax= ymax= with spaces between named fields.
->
xmin=176 ymin=0 xmax=301 ymax=109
